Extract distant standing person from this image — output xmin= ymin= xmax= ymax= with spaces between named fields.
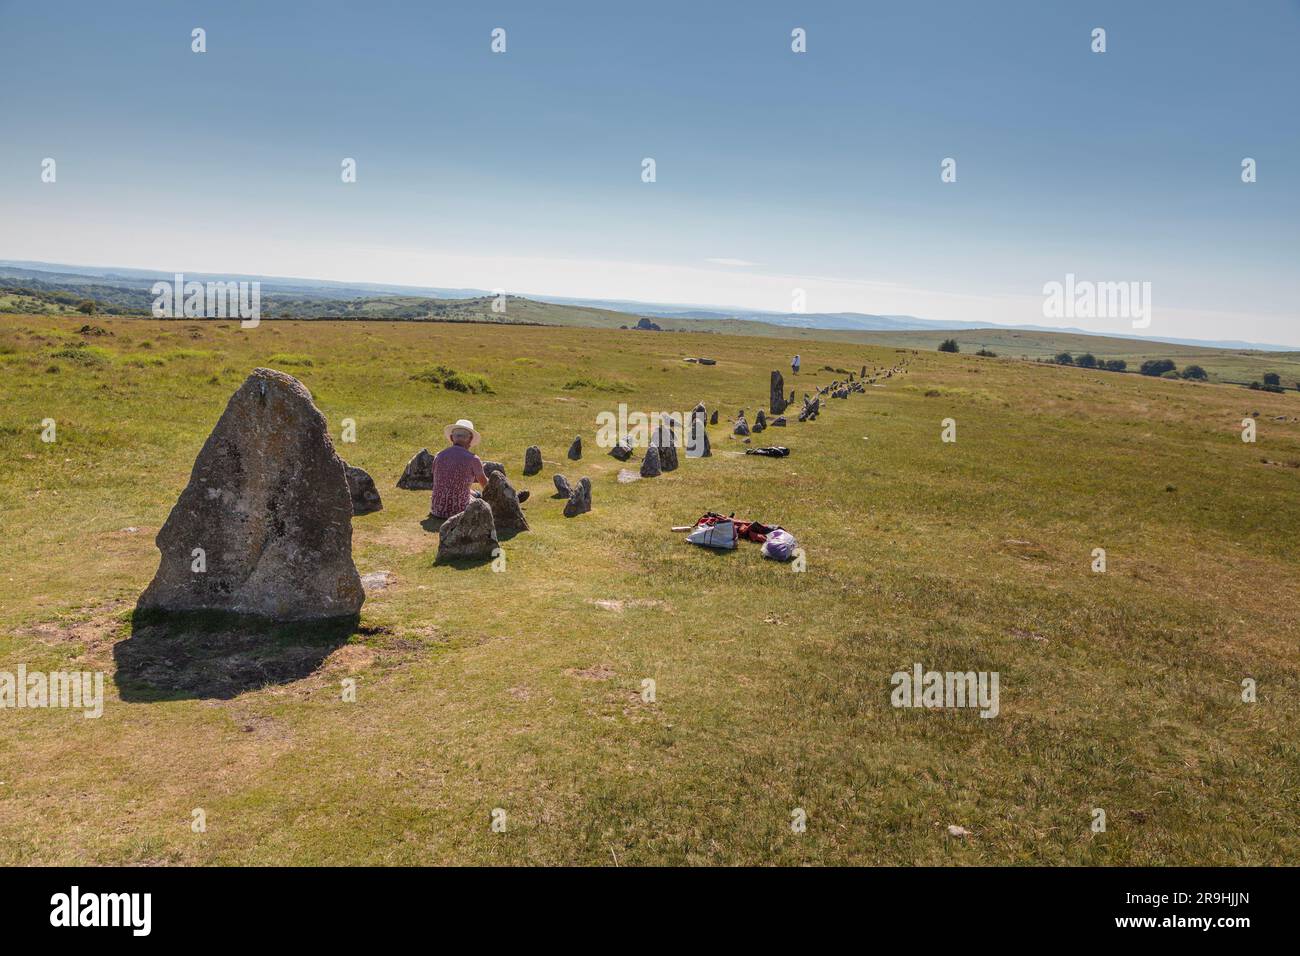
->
xmin=429 ymin=418 xmax=488 ymax=519
xmin=792 ymin=354 xmax=800 ymax=374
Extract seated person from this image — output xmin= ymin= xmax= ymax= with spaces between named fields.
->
xmin=429 ymin=419 xmax=488 ymax=519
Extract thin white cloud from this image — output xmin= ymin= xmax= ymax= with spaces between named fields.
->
xmin=704 ymin=257 xmax=757 ymax=267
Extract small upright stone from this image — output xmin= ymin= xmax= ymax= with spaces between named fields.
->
xmin=482 ymin=461 xmax=506 ymax=478
xmin=436 ymin=498 xmax=499 ymax=562
xmin=563 ymin=477 xmax=592 ymax=517
xmin=608 ymin=437 xmax=633 ymax=461
xmin=640 ymin=445 xmax=662 ymax=477
xmin=567 ymin=436 xmax=582 ymax=460
xmin=710 ymin=410 xmax=719 ymax=425
xmin=755 ymin=409 xmax=767 ymax=429
xmin=482 ymin=470 xmax=529 ymax=534
xmin=397 ymin=448 xmax=435 ymax=490
xmin=344 ymin=464 xmax=383 ymax=515
xmin=523 ymin=445 xmax=543 ymax=475
xmin=553 ymin=474 xmax=573 ymax=498
xmin=734 ymin=416 xmax=750 ymax=437
xmin=659 ymin=442 xmax=679 ymax=471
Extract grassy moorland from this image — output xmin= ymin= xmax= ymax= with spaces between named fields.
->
xmin=0 ymin=313 xmax=1297 ymax=865
xmin=8 ymin=270 xmax=1296 ymax=385
xmin=839 ymin=327 xmax=1300 ymax=385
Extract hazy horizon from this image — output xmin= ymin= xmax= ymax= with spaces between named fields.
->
xmin=10 ymin=255 xmax=1300 ymax=351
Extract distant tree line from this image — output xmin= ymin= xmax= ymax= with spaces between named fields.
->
xmin=1050 ymin=351 xmax=1129 ymax=373
xmin=1046 ymin=351 xmax=1297 ymax=390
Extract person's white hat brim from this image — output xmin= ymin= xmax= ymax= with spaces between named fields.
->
xmin=444 ymin=418 xmax=481 ymax=448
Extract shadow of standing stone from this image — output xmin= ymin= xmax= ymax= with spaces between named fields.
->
xmin=113 ymin=609 xmax=358 ymax=702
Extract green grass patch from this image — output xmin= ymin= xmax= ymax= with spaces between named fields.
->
xmin=267 ymin=352 xmax=316 ymax=367
xmin=164 ymin=348 xmax=223 ymax=362
xmin=49 ymin=344 xmax=112 ymax=366
xmin=411 ymin=364 xmax=493 ymax=394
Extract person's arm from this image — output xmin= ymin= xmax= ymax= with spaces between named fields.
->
xmin=472 ymin=455 xmax=488 ymax=488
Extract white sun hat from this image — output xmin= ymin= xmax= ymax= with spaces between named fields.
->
xmin=443 ymin=418 xmax=482 ymax=448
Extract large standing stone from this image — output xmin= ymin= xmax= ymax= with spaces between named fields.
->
xmin=567 ymin=436 xmax=582 ymax=460
xmin=482 ymin=470 xmax=529 ymax=534
xmin=437 ymin=498 xmax=498 ymax=562
xmin=770 ymin=371 xmax=787 ymax=414
xmin=397 ymin=448 xmax=435 ymax=490
xmin=659 ymin=442 xmax=679 ymax=471
xmin=640 ymin=445 xmax=662 ymax=477
xmin=563 ymin=477 xmax=592 ymax=517
xmin=523 ymin=445 xmax=543 ymax=475
xmin=344 ymin=463 xmax=383 ymax=516
xmin=137 ymin=368 xmax=364 ymax=620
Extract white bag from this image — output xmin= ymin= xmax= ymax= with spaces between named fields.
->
xmin=686 ymin=519 xmax=737 ymax=550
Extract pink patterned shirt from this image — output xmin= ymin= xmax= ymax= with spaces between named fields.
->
xmin=429 ymin=444 xmax=488 ymax=518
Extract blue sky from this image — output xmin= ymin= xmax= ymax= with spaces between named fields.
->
xmin=1 ymin=0 xmax=1296 ymax=342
